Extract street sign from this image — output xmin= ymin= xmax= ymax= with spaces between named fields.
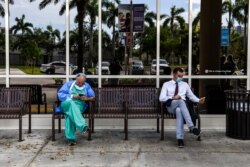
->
xmin=221 ymin=28 xmax=229 ymax=46
xmin=133 ymin=4 xmax=145 ymax=32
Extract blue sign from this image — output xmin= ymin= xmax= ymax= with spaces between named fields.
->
xmin=221 ymin=28 xmax=229 ymax=46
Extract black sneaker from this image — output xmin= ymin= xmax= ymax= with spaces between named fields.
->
xmin=192 ymin=128 xmax=201 ymax=136
xmin=177 ymin=139 xmax=184 ymax=148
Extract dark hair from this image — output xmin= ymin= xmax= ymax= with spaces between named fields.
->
xmin=221 ymin=56 xmax=226 ymax=62
xmin=227 ymin=55 xmax=233 ymax=62
xmin=173 ymin=67 xmax=184 ymax=74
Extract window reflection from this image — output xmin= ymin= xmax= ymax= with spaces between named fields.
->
xmin=194 ymin=0 xmax=247 ymax=76
xmin=102 ymin=0 xmax=156 ymax=76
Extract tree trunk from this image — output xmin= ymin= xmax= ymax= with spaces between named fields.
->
xmin=244 ymin=15 xmax=247 ymax=57
xmin=89 ymin=20 xmax=94 ymax=68
xmin=112 ymin=20 xmax=116 ymax=58
xmin=228 ymin=10 xmax=231 ymax=52
xmin=76 ymin=1 xmax=85 ymax=72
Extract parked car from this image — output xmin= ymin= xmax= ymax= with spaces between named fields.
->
xmin=150 ymin=59 xmax=169 ymax=75
xmin=95 ymin=61 xmax=110 ymax=75
xmin=131 ymin=60 xmax=144 ymax=75
xmin=40 ymin=61 xmax=84 ymax=74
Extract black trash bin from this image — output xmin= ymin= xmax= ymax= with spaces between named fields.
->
xmin=206 ymin=85 xmax=227 ymax=114
xmin=225 ymin=90 xmax=250 ymax=140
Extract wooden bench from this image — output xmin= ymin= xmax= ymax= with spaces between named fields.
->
xmin=0 ymin=84 xmax=47 ymax=114
xmin=90 ymin=87 xmax=160 ymax=140
xmin=92 ymin=86 xmax=201 ymax=140
xmin=125 ymin=87 xmax=160 ymax=140
xmin=91 ymin=87 xmax=127 ymax=139
xmin=52 ymin=86 xmax=201 ymax=141
xmin=52 ymin=87 xmax=127 ymax=141
xmin=0 ymin=87 xmax=31 ymax=141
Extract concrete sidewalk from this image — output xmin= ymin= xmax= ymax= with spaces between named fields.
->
xmin=0 ymin=129 xmax=250 ymax=167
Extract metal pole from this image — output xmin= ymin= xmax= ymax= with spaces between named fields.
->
xmin=188 ymin=0 xmax=193 ymax=86
xmin=5 ymin=0 xmax=9 ymax=88
xmin=124 ymin=37 xmax=127 ymax=75
xmin=98 ymin=0 xmax=102 ymax=88
xmin=66 ymin=0 xmax=70 ymax=82
xmin=247 ymin=1 xmax=250 ymax=90
xmin=129 ymin=0 xmax=133 ymax=75
xmin=156 ymin=0 xmax=160 ymax=88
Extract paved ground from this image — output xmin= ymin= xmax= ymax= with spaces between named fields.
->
xmin=0 ymin=68 xmax=26 ymax=75
xmin=0 ymin=129 xmax=250 ymax=167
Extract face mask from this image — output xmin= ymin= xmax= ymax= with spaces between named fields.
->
xmin=74 ymin=84 xmax=84 ymax=90
xmin=176 ymin=77 xmax=183 ymax=83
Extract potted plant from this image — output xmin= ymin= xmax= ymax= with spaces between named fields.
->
xmin=53 ymin=78 xmax=63 ymax=85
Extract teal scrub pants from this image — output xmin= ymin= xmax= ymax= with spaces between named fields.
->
xmin=61 ymin=99 xmax=87 ymax=140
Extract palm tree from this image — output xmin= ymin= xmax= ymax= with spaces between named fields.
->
xmin=30 ymin=0 xmax=89 ymax=72
xmin=0 ymin=0 xmax=14 ymax=17
xmin=0 ymin=2 xmax=4 ymax=18
xmin=192 ymin=12 xmax=200 ymax=31
xmin=144 ymin=11 xmax=156 ymax=28
xmin=144 ymin=11 xmax=167 ymax=28
xmin=222 ymin=0 xmax=236 ymax=50
xmin=162 ymin=5 xmax=185 ymax=34
xmin=44 ymin=25 xmax=61 ymax=62
xmin=138 ymin=11 xmax=168 ymax=64
xmin=45 ymin=25 xmax=61 ymax=44
xmin=102 ymin=0 xmax=120 ymax=58
xmin=233 ymin=0 xmax=248 ymax=55
xmin=10 ymin=14 xmax=33 ymax=52
xmin=10 ymin=14 xmax=33 ymax=36
xmin=86 ymin=0 xmax=98 ymax=67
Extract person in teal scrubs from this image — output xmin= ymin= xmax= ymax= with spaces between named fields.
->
xmin=57 ymin=73 xmax=95 ymax=145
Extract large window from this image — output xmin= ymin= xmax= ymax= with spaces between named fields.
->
xmin=9 ymin=1 xmax=65 ymax=76
xmin=1 ymin=0 xmax=250 ymax=114
xmin=193 ymin=0 xmax=247 ymax=76
xmin=160 ymin=0 xmax=188 ymax=75
xmin=101 ymin=0 xmax=156 ymax=85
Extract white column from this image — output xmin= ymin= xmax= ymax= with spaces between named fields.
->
xmin=247 ymin=1 xmax=250 ymax=90
xmin=156 ymin=0 xmax=160 ymax=88
xmin=65 ymin=0 xmax=70 ymax=81
xmin=188 ymin=0 xmax=193 ymax=86
xmin=5 ymin=0 xmax=9 ymax=87
xmin=98 ymin=0 xmax=102 ymax=88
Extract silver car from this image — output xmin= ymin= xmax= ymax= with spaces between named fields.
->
xmin=131 ymin=60 xmax=144 ymax=75
xmin=150 ymin=59 xmax=169 ymax=75
xmin=95 ymin=61 xmax=110 ymax=75
xmin=40 ymin=61 xmax=84 ymax=74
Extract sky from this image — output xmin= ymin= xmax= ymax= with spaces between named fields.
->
xmin=0 ymin=0 xmax=230 ymax=37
